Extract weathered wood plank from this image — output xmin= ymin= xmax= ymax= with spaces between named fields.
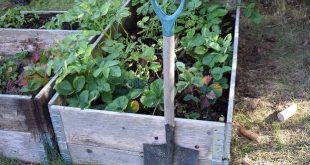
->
xmin=68 ymin=143 xmax=144 ymax=165
xmin=68 ymin=142 xmax=212 ymax=165
xmin=50 ymin=104 xmax=225 ymax=162
xmin=34 ymin=76 xmax=57 ymax=133
xmin=0 ymin=95 xmax=34 ymax=132
xmin=0 ymin=29 xmax=80 ymax=56
xmin=0 ymin=130 xmax=40 ymax=163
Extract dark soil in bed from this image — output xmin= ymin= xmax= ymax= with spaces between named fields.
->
xmin=21 ymin=13 xmax=79 ymax=30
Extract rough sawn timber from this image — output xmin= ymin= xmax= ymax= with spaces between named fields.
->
xmin=49 ymin=94 xmax=225 ymax=165
xmin=0 ymin=29 xmax=79 ymax=56
xmin=0 ymin=28 xmax=80 ymax=163
xmin=0 ymin=130 xmax=41 ymax=163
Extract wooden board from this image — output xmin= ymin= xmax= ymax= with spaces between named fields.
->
xmin=34 ymin=76 xmax=57 ymax=133
xmin=0 ymin=28 xmax=82 ymax=163
xmin=0 ymin=29 xmax=80 ymax=56
xmin=0 ymin=95 xmax=36 ymax=132
xmin=49 ymin=97 xmax=225 ymax=164
xmin=0 ymin=130 xmax=41 ymax=163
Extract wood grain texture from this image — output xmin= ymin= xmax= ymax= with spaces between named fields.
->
xmin=0 ymin=95 xmax=33 ymax=132
xmin=68 ymin=143 xmax=144 ymax=165
xmin=163 ymin=36 xmax=176 ymax=127
xmin=0 ymin=29 xmax=80 ymax=56
xmin=34 ymin=76 xmax=57 ymax=133
xmin=49 ymin=101 xmax=225 ymax=163
xmin=0 ymin=130 xmax=41 ymax=163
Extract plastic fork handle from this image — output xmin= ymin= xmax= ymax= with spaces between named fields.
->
xmin=151 ymin=0 xmax=185 ymax=37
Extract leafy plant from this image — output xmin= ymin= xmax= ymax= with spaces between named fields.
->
xmin=140 ymin=79 xmax=164 ymax=111
xmin=49 ymin=1 xmax=234 ymax=121
xmin=0 ymin=8 xmax=26 ymax=28
xmin=0 ymin=51 xmax=49 ymax=95
xmin=243 ymin=3 xmax=262 ymax=24
xmin=43 ymin=0 xmax=130 ymax=31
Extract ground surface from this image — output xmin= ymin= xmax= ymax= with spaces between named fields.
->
xmin=0 ymin=0 xmax=75 ymax=15
xmin=0 ymin=0 xmax=309 ymax=165
xmin=231 ymin=0 xmax=310 ymax=164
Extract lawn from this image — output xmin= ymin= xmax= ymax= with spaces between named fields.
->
xmin=0 ymin=0 xmax=75 ymax=14
xmin=231 ymin=0 xmax=310 ymax=164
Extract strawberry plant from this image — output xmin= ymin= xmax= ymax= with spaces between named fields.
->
xmin=0 ymin=8 xmax=27 ymax=28
xmin=43 ymin=0 xmax=130 ymax=31
xmin=50 ymin=1 xmax=235 ymax=121
xmin=0 ymin=50 xmax=49 ymax=95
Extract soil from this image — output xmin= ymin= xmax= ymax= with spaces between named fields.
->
xmin=21 ymin=13 xmax=79 ymax=30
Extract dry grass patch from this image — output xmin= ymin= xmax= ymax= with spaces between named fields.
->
xmin=232 ymin=1 xmax=310 ymax=164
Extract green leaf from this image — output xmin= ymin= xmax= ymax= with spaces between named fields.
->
xmin=141 ymin=46 xmax=156 ymax=61
xmin=104 ymin=60 xmax=119 ymax=67
xmin=96 ymin=78 xmax=111 ymax=92
xmin=185 ymin=112 xmax=200 ymax=119
xmin=150 ymin=79 xmax=163 ymax=96
xmin=28 ymin=79 xmax=43 ymax=92
xmin=79 ymin=90 xmax=89 ymax=105
xmin=188 ymin=0 xmax=202 ymax=10
xmin=251 ymin=11 xmax=262 ymax=24
xmin=105 ymin=96 xmax=128 ymax=112
xmin=194 ymin=46 xmax=206 ymax=55
xmin=100 ymin=3 xmax=111 ymax=15
xmin=176 ymin=62 xmax=186 ymax=71
xmin=93 ymin=68 xmax=103 ymax=78
xmin=192 ymin=76 xmax=204 ymax=87
xmin=211 ymin=8 xmax=228 ymax=17
xmin=89 ymin=90 xmax=99 ymax=104
xmin=56 ymin=80 xmax=74 ymax=96
xmin=211 ymin=66 xmax=232 ymax=80
xmin=203 ymin=53 xmax=218 ymax=68
xmin=176 ymin=81 xmax=189 ymax=93
xmin=140 ymin=79 xmax=164 ymax=108
xmin=110 ymin=66 xmax=121 ymax=77
xmin=73 ymin=76 xmax=85 ymax=92
xmin=209 ymin=42 xmax=221 ymax=51
xmin=129 ymin=89 xmax=143 ymax=99
xmin=183 ymin=94 xmax=200 ymax=103
xmin=192 ymin=35 xmax=205 ymax=47
xmin=101 ymin=92 xmax=113 ymax=103
xmin=102 ymin=67 xmax=110 ymax=78
xmin=140 ymin=90 xmax=158 ymax=108
xmin=67 ymin=96 xmax=79 ymax=107
xmin=149 ymin=62 xmax=161 ymax=72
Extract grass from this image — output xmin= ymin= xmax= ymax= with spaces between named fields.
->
xmin=0 ymin=0 xmax=75 ymax=11
xmin=21 ymin=0 xmax=76 ymax=11
xmin=0 ymin=156 xmax=36 ymax=165
xmin=231 ymin=1 xmax=310 ymax=164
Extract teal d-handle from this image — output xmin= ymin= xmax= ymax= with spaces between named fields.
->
xmin=151 ymin=0 xmax=185 ymax=37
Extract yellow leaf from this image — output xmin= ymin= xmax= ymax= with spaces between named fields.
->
xmin=130 ymin=100 xmax=140 ymax=112
xmin=211 ymin=83 xmax=222 ymax=95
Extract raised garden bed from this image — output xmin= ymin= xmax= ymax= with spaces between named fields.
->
xmin=48 ymin=1 xmax=240 ymax=164
xmin=0 ymin=30 xmax=97 ymax=163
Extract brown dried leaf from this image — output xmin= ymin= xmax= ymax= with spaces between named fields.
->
xmin=239 ymin=126 xmax=259 ymax=141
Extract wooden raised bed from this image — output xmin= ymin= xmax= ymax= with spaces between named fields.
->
xmin=0 ymin=30 xmax=82 ymax=163
xmin=48 ymin=4 xmax=240 ymax=164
